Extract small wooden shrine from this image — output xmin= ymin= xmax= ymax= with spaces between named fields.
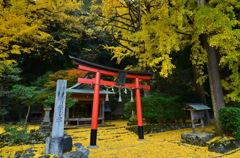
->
xmin=65 ymin=75 xmax=115 ymax=126
xmin=183 ymin=103 xmax=211 ymax=133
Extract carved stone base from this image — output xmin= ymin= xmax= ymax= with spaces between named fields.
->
xmin=45 ymin=136 xmax=72 ymax=155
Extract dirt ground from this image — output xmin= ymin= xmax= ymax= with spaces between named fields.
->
xmin=0 ymin=120 xmax=240 ymax=158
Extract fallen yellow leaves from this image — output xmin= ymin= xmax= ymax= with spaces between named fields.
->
xmin=0 ymin=120 xmax=240 ymax=158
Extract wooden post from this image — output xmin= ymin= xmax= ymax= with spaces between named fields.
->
xmin=65 ymin=106 xmax=69 ymax=126
xmin=190 ymin=110 xmax=196 ymax=133
xmin=201 ymin=118 xmax=205 ymax=132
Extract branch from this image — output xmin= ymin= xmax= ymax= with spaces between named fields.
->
xmin=109 ymin=29 xmax=134 ymax=53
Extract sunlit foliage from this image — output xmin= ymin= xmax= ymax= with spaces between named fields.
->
xmin=0 ymin=0 xmax=83 ymax=64
xmin=91 ymin=0 xmax=180 ymax=77
xmin=93 ymin=0 xmax=240 ymax=101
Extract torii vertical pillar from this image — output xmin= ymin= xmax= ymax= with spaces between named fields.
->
xmin=88 ymin=70 xmax=101 ymax=149
xmin=135 ymin=77 xmax=145 ymax=141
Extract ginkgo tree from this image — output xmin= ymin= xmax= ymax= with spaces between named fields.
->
xmin=93 ymin=0 xmax=240 ymax=136
xmin=91 ymin=0 xmax=180 ymax=77
xmin=172 ymin=0 xmax=240 ymax=136
xmin=0 ymin=0 xmax=83 ymax=65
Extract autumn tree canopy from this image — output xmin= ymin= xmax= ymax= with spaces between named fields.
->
xmin=91 ymin=0 xmax=180 ymax=77
xmin=0 ymin=0 xmax=83 ymax=65
xmin=92 ymin=0 xmax=240 ymax=136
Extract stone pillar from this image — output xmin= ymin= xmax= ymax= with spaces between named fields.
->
xmin=46 ymin=80 xmax=72 ymax=155
xmin=52 ymin=80 xmax=67 ymax=138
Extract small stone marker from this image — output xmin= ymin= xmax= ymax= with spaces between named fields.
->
xmin=39 ymin=108 xmax=52 ymax=136
xmin=46 ymin=80 xmax=72 ymax=155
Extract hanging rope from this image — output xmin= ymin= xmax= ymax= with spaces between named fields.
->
xmin=118 ymin=87 xmax=122 ymax=102
xmin=105 ymin=86 xmax=109 ymax=101
xmin=95 ymin=83 xmax=145 ymax=103
xmin=130 ymin=88 xmax=134 ymax=102
xmin=124 ymin=87 xmax=127 ymax=94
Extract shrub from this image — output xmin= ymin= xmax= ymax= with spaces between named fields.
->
xmin=3 ymin=120 xmax=29 ymax=146
xmin=124 ymin=92 xmax=188 ymax=123
xmin=218 ymin=107 xmax=240 ymax=140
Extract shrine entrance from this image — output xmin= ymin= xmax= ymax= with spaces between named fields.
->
xmin=69 ymin=56 xmax=154 ymax=148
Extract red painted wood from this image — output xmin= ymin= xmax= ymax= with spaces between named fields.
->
xmin=78 ymin=78 xmax=150 ymax=90
xmin=78 ymin=65 xmax=151 ymax=80
xmin=78 ymin=78 xmax=96 ymax=84
xmin=91 ymin=71 xmax=101 ymax=129
xmin=135 ymin=77 xmax=143 ymax=126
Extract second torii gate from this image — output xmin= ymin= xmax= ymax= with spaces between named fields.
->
xmin=69 ymin=56 xmax=154 ymax=148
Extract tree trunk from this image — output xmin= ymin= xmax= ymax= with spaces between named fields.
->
xmin=202 ymin=34 xmax=225 ymax=136
xmin=0 ymin=80 xmax=5 ymax=110
xmin=25 ymin=104 xmax=31 ymax=123
xmin=142 ymin=80 xmax=151 ymax=96
xmin=0 ymin=80 xmax=6 ymax=121
xmin=192 ymin=65 xmax=210 ymax=125
xmin=198 ymin=0 xmax=225 ymax=136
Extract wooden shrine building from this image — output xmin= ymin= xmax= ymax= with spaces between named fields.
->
xmin=65 ymin=76 xmax=114 ymax=126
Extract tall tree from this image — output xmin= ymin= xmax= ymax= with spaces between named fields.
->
xmin=94 ymin=0 xmax=240 ymax=136
xmin=7 ymin=85 xmax=42 ymax=122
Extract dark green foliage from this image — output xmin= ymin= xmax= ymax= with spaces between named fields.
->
xmin=0 ymin=108 xmax=8 ymax=117
xmin=6 ymin=85 xmax=44 ymax=122
xmin=43 ymin=92 xmax=78 ymax=108
xmin=31 ymin=71 xmax=53 ymax=87
xmin=1 ymin=121 xmax=45 ymax=147
xmin=219 ymin=107 xmax=240 ymax=140
xmin=0 ymin=62 xmax=22 ymax=116
xmin=3 ymin=120 xmax=29 ymax=146
xmin=124 ymin=92 xmax=188 ymax=123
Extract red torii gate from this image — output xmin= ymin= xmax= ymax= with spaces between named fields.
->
xmin=69 ymin=56 xmax=154 ymax=148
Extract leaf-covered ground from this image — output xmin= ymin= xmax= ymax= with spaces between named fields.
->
xmin=0 ymin=120 xmax=240 ymax=158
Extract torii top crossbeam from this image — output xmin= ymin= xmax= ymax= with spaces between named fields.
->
xmin=69 ymin=55 xmax=154 ymax=148
xmin=69 ymin=55 xmax=154 ymax=78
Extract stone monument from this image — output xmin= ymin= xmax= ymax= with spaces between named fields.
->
xmin=39 ymin=107 xmax=52 ymax=136
xmin=46 ymin=80 xmax=73 ymax=155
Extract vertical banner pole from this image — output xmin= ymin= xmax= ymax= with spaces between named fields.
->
xmin=88 ymin=70 xmax=101 ymax=148
xmin=135 ymin=77 xmax=146 ymax=141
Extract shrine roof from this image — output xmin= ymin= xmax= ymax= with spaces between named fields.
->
xmin=66 ymin=87 xmax=113 ymax=94
xmin=69 ymin=55 xmax=154 ymax=77
xmin=183 ymin=103 xmax=211 ymax=111
xmin=66 ymin=83 xmax=115 ymax=95
xmin=67 ymin=77 xmax=115 ymax=94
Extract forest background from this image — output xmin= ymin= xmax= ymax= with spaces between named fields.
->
xmin=0 ymin=0 xmax=240 ymax=138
